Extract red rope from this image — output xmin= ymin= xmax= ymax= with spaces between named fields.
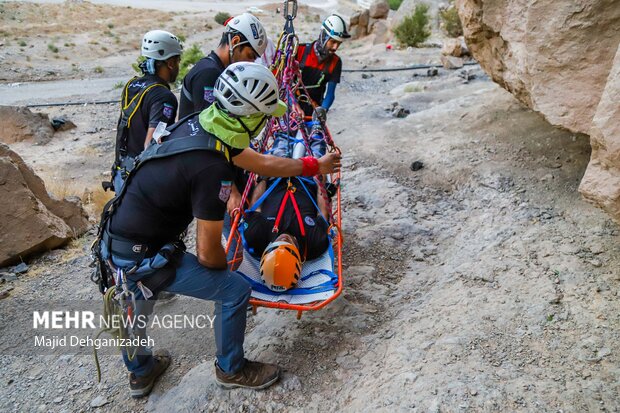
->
xmin=272 ymin=182 xmax=306 ymax=237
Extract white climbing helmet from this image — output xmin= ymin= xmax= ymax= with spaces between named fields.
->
xmin=214 ymin=62 xmax=286 ymax=117
xmin=322 ymin=14 xmax=351 ymax=42
xmin=141 ymin=30 xmax=183 ymax=60
xmin=226 ymin=13 xmax=268 ymax=56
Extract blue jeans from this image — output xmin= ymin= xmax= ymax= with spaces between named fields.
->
xmin=100 ymin=243 xmax=251 ymax=377
xmin=112 ymin=168 xmax=124 ymax=193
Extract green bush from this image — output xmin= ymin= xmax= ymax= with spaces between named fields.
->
xmin=94 ymin=66 xmax=104 ymax=74
xmin=214 ymin=12 xmax=231 ymax=26
xmin=393 ymin=4 xmax=431 ymax=48
xmin=439 ymin=3 xmax=463 ymax=37
xmin=388 ymin=0 xmax=404 ymax=10
xmin=177 ymin=44 xmax=204 ymax=86
xmin=47 ymin=43 xmax=59 ymax=53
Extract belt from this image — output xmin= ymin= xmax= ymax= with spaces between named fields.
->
xmin=102 ymin=228 xmax=157 ymax=262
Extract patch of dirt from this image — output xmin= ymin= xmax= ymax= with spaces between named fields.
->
xmin=0 ymin=2 xmax=213 ymax=82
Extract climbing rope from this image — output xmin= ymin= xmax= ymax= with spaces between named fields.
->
xmin=92 ymin=270 xmax=139 ymax=382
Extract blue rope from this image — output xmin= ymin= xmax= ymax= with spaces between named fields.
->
xmin=295 ymin=177 xmax=328 ymax=225
xmin=246 ymin=177 xmax=282 ymax=213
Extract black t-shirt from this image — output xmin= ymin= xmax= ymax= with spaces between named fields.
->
xmin=110 ymin=115 xmax=239 ymax=248
xmin=243 ymin=179 xmax=329 ymax=260
xmin=296 ymin=42 xmax=342 ymax=116
xmin=123 ymin=75 xmax=177 ymax=158
xmin=179 ymin=51 xmax=225 ymax=118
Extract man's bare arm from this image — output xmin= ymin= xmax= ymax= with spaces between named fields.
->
xmin=232 ymin=148 xmax=341 ymax=177
xmin=196 ymin=219 xmax=227 ymax=270
xmin=249 ymin=180 xmax=267 ymax=212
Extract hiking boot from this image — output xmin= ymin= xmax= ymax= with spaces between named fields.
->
xmin=129 ymin=349 xmax=171 ymax=398
xmin=157 ymin=291 xmax=176 ymax=301
xmin=215 ymin=359 xmax=280 ymax=390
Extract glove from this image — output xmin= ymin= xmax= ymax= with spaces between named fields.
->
xmin=313 ymin=106 xmax=327 ymax=123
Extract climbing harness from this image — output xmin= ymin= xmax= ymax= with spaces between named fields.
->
xmin=102 ymin=77 xmax=168 ymax=191
xmin=90 ymin=114 xmax=232 ymax=379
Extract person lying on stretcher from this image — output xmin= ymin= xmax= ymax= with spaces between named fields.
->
xmin=240 ymin=134 xmax=333 ymax=292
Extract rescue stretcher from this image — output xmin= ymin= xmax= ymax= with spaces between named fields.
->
xmin=225 ymin=1 xmax=343 ymax=318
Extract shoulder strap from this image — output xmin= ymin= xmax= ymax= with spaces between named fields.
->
xmin=98 ymin=130 xmax=230 ymax=242
xmin=123 ymin=80 xmax=168 ymax=129
xmin=181 ymin=84 xmax=193 ymax=103
xmin=167 ymin=111 xmax=202 ymax=132
xmin=137 ymin=133 xmax=230 ymax=165
xmin=299 ymin=43 xmax=313 ymax=70
xmin=115 ymin=78 xmax=168 ymax=160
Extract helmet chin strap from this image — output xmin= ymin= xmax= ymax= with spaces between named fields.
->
xmin=237 ymin=115 xmax=267 ymax=139
xmin=227 ymin=32 xmax=234 ymax=65
xmin=228 ymin=32 xmax=251 ymax=64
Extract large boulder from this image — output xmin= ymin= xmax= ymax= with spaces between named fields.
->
xmin=579 ymin=45 xmax=620 ymax=222
xmin=351 ymin=23 xmax=368 ymax=40
xmin=369 ymin=0 xmax=390 ymax=19
xmin=441 ymin=38 xmax=463 ymax=57
xmin=0 ymin=144 xmax=89 ymax=267
xmin=440 ymin=55 xmax=464 ymax=69
xmin=0 ymin=106 xmax=54 ymax=145
xmin=370 ymin=20 xmax=390 ymax=44
xmin=457 ymin=0 xmax=620 ymax=222
xmin=359 ymin=8 xmax=370 ymax=30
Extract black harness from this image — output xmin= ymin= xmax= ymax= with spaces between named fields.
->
xmin=91 ymin=114 xmax=231 ymax=294
xmin=299 ymin=43 xmax=335 ymax=90
xmin=102 ymin=77 xmax=168 ymax=191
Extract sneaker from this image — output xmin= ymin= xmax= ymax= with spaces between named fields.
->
xmin=215 ymin=359 xmax=280 ymax=390
xmin=129 ymin=349 xmax=171 ymax=398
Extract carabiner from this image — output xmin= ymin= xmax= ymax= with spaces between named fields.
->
xmin=283 ymin=0 xmax=297 ymax=21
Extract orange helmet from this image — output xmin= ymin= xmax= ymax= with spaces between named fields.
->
xmin=260 ymin=241 xmax=302 ymax=292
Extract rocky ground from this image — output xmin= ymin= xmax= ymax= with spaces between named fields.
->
xmin=0 ymin=2 xmax=619 ymax=412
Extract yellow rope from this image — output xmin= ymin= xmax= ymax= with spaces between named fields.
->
xmin=92 ymin=285 xmax=138 ymax=382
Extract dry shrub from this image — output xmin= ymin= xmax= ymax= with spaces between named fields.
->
xmin=45 ymin=177 xmax=82 ymax=200
xmin=82 ymin=186 xmax=114 ymax=217
xmin=45 ymin=175 xmax=113 ymax=218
